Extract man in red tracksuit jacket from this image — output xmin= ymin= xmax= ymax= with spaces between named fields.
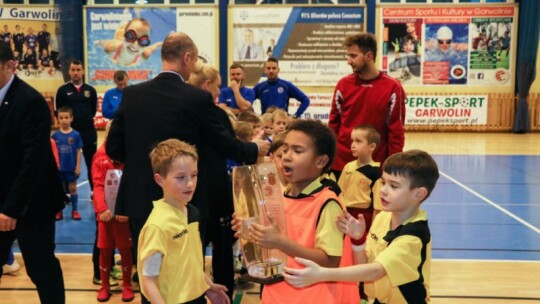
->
xmin=329 ymin=32 xmax=406 ymax=178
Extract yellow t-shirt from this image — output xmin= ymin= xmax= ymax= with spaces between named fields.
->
xmin=365 ymin=210 xmax=431 ymax=304
xmin=138 ymin=199 xmax=209 ymax=304
xmin=338 ymin=160 xmax=382 ymax=209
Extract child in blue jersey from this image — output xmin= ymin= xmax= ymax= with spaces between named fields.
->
xmin=52 ymin=107 xmax=83 ymax=220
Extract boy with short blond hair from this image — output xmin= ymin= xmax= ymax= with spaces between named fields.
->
xmin=271 ymin=109 xmax=288 ymax=135
xmin=234 ymin=121 xmax=254 ymax=142
xmin=233 ymin=120 xmax=359 ymax=304
xmin=336 ymin=125 xmax=381 ymax=301
xmin=260 ymin=113 xmax=274 ymax=140
xmin=283 ymin=149 xmax=440 ymax=304
xmin=138 ymin=139 xmax=229 ymax=304
xmin=338 ymin=125 xmax=382 ymax=246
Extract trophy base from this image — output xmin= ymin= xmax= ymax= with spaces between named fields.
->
xmin=240 ymin=273 xmax=284 ymax=285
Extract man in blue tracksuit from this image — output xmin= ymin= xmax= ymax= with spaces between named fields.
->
xmin=218 ymin=63 xmax=254 ymax=116
xmin=253 ymin=57 xmax=310 ymax=118
xmin=102 ymin=70 xmax=129 ymax=119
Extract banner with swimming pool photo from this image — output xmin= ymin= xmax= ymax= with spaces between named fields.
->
xmin=85 ymin=7 xmax=175 ymax=88
xmin=85 ymin=6 xmax=218 ymax=91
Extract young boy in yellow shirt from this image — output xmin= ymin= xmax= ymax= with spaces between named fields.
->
xmin=138 ymin=139 xmax=230 ymax=304
xmin=337 ymin=124 xmax=382 ymax=301
xmin=284 ymin=150 xmax=439 ymax=304
xmin=338 ymin=125 xmax=382 ymax=245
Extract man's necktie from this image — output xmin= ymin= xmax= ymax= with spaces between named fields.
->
xmin=245 ymin=46 xmax=251 ymax=59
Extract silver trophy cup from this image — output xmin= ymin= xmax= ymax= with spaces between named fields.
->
xmin=232 ymin=163 xmax=287 ymax=284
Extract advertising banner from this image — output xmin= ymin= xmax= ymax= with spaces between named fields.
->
xmin=230 ymin=6 xmax=365 ymax=87
xmin=382 ymin=19 xmax=423 ymax=85
xmin=424 ymin=21 xmax=469 ymax=85
xmin=288 ymin=92 xmax=333 ymax=122
xmin=287 ymin=93 xmax=489 ymax=126
xmin=405 ymin=95 xmax=488 ymax=125
xmin=380 ymin=6 xmax=515 ymax=86
xmin=85 ymin=6 xmax=218 ymax=89
xmin=469 ymin=17 xmax=512 ymax=85
xmin=0 ymin=6 xmax=62 ymax=93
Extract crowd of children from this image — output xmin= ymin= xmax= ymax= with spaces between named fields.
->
xmin=2 ymin=57 xmax=439 ymax=304
xmin=215 ymin=83 xmax=437 ymax=303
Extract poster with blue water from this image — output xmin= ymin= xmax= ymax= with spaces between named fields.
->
xmin=85 ymin=7 xmax=175 ymax=87
xmin=423 ymin=22 xmax=469 ymax=85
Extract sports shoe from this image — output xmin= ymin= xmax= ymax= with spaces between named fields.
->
xmin=72 ymin=210 xmax=82 ymax=220
xmin=55 ymin=212 xmax=63 ymax=221
xmin=97 ymin=287 xmax=111 ymax=302
xmin=2 ymin=259 xmax=21 ymax=274
xmin=122 ymin=286 xmax=135 ymax=302
xmin=93 ymin=277 xmax=119 ymax=286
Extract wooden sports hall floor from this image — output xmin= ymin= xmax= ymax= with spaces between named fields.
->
xmin=1 ymin=132 xmax=539 ymax=303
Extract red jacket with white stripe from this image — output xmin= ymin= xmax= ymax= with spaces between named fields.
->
xmin=329 ymin=72 xmax=406 ymax=171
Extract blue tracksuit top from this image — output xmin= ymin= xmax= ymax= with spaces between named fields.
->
xmin=218 ymin=86 xmax=255 ymax=110
xmin=253 ymin=78 xmax=310 ymax=117
xmin=101 ymin=87 xmax=123 ymax=119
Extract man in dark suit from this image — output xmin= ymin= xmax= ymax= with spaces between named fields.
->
xmin=0 ymin=42 xmax=66 ymax=304
xmin=106 ymin=32 xmax=268 ymax=302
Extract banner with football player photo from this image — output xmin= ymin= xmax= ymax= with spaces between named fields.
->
xmin=469 ymin=17 xmax=512 ymax=85
xmin=0 ymin=6 xmax=62 ymax=93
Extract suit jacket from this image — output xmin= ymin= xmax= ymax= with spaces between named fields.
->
xmin=0 ymin=76 xmax=66 ymax=220
xmin=204 ymin=107 xmax=235 ymax=222
xmin=106 ymin=72 xmax=258 ymax=220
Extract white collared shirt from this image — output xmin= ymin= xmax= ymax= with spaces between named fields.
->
xmin=0 ymin=74 xmax=15 ymax=108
